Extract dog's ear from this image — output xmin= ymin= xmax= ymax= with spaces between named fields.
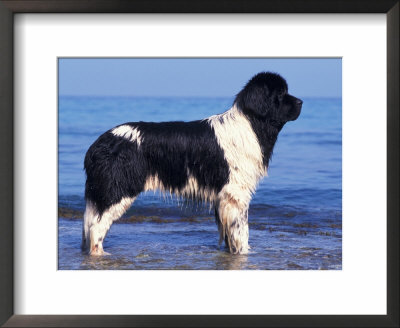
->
xmin=235 ymin=85 xmax=273 ymax=118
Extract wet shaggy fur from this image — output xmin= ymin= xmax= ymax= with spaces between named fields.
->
xmin=82 ymin=72 xmax=302 ymax=255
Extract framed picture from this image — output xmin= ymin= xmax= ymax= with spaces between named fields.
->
xmin=0 ymin=1 xmax=398 ymax=327
xmin=57 ymin=57 xmax=342 ymax=269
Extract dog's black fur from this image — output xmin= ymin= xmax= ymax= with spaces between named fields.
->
xmin=84 ymin=121 xmax=230 ymax=216
xmin=235 ymin=72 xmax=302 ymax=167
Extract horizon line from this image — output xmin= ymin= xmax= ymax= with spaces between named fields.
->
xmin=59 ymin=94 xmax=342 ymax=99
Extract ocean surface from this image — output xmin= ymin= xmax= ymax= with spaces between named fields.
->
xmin=58 ymin=96 xmax=342 ymax=270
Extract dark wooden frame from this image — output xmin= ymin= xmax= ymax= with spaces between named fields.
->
xmin=0 ymin=1 xmax=398 ymax=327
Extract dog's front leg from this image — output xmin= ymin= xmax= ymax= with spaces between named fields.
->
xmin=226 ymin=208 xmax=249 ymax=254
xmin=217 ymin=198 xmax=250 ymax=254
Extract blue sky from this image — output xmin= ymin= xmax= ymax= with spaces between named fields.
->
xmin=58 ymin=58 xmax=341 ymax=98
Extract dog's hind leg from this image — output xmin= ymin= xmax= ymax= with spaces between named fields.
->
xmin=82 ymin=197 xmax=135 ymax=255
xmin=81 ymin=201 xmax=98 ymax=251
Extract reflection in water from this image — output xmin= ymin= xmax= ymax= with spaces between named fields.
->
xmin=81 ymin=254 xmax=134 ymax=270
xmin=79 ymin=247 xmax=250 ymax=270
xmin=212 ymin=252 xmax=249 ymax=270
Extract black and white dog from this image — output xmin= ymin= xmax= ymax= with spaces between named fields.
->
xmin=82 ymin=72 xmax=302 ymax=255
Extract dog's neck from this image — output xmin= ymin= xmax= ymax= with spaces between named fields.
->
xmin=233 ymin=104 xmax=283 ymax=169
xmin=207 ymin=105 xmax=266 ymax=190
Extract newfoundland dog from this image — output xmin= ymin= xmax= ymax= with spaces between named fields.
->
xmin=82 ymin=72 xmax=302 ymax=255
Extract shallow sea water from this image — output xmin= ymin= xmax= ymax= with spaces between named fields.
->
xmin=58 ymin=96 xmax=342 ymax=270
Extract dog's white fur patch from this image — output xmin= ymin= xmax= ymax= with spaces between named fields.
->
xmin=208 ymin=105 xmax=265 ymax=253
xmin=82 ymin=200 xmax=98 ymax=250
xmin=217 ymin=197 xmax=249 ymax=254
xmin=208 ymin=105 xmax=265 ymax=204
xmin=111 ymin=125 xmax=142 ymax=146
xmin=144 ymin=172 xmax=217 ymax=204
xmin=143 ymin=174 xmax=165 ymax=193
xmin=83 ymin=197 xmax=135 ymax=255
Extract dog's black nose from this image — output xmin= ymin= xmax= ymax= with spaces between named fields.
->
xmin=296 ymin=99 xmax=303 ymax=106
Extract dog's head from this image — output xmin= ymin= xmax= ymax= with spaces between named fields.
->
xmin=235 ymin=72 xmax=302 ymax=124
